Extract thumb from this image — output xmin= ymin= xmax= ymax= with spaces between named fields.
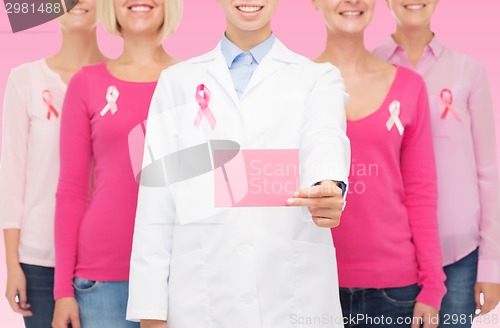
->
xmin=18 ymin=286 xmax=29 ymax=309
xmin=474 ymin=284 xmax=482 ymax=315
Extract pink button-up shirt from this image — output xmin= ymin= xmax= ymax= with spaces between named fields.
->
xmin=374 ymin=36 xmax=500 ymax=284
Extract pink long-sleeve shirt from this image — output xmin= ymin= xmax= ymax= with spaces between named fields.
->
xmin=0 ymin=59 xmax=66 ymax=267
xmin=374 ymin=37 xmax=500 ymax=284
xmin=54 ymin=63 xmax=156 ymax=299
xmin=332 ymin=66 xmax=446 ymax=310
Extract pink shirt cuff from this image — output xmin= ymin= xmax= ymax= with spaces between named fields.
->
xmin=477 ymin=259 xmax=500 ymax=284
xmin=416 ymin=284 xmax=447 ymax=310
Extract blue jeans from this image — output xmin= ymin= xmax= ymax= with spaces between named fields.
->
xmin=340 ymin=284 xmax=420 ymax=328
xmin=73 ymin=278 xmax=139 ymax=328
xmin=439 ymin=248 xmax=478 ymax=328
xmin=20 ymin=263 xmax=55 ymax=328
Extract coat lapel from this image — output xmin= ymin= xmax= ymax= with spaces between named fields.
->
xmin=242 ymin=39 xmax=300 ymax=98
xmin=242 ymin=53 xmax=277 ymax=98
xmin=205 ymin=44 xmax=240 ymax=107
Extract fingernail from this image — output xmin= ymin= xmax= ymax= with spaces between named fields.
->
xmin=286 ymin=198 xmax=294 ymax=205
xmin=293 ymin=191 xmax=299 ymax=197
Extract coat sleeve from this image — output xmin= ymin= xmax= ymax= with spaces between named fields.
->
xmin=126 ymin=70 xmax=179 ymax=322
xmin=300 ymin=63 xmax=350 ymax=194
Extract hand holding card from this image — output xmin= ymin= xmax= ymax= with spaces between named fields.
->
xmin=286 ymin=180 xmax=344 ymax=228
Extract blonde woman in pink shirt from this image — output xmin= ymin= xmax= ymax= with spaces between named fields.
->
xmin=0 ymin=1 xmax=106 ymax=327
xmin=374 ymin=1 xmax=500 ymax=326
xmin=51 ymin=1 xmax=182 ymax=327
xmin=312 ymin=0 xmax=447 ymax=327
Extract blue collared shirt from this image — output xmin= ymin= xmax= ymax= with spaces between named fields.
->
xmin=221 ymin=33 xmax=275 ymax=98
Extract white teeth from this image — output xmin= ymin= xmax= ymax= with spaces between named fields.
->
xmin=341 ymin=11 xmax=362 ymax=16
xmin=130 ymin=6 xmax=152 ymax=12
xmin=237 ymin=6 xmax=262 ymax=13
xmin=405 ymin=4 xmax=425 ymax=10
xmin=69 ymin=8 xmax=86 ymax=14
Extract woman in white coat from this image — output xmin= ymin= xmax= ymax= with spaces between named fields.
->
xmin=126 ymin=1 xmax=350 ymax=328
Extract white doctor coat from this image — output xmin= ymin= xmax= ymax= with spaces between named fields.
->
xmin=127 ymin=39 xmax=350 ymax=328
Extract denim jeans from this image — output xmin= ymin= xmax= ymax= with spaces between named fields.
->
xmin=340 ymin=283 xmax=420 ymax=328
xmin=73 ymin=278 xmax=139 ymax=328
xmin=439 ymin=248 xmax=478 ymax=328
xmin=20 ymin=263 xmax=55 ymax=328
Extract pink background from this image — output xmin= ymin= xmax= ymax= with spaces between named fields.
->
xmin=1 ymin=1 xmax=499 ymax=326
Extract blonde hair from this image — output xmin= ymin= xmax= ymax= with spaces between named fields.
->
xmin=98 ymin=0 xmax=182 ymax=43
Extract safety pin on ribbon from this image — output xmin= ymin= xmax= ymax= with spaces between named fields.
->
xmin=440 ymin=89 xmax=461 ymax=121
xmin=100 ymin=86 xmax=120 ymax=117
xmin=386 ymin=100 xmax=404 ymax=136
xmin=194 ymin=84 xmax=216 ymax=129
xmin=43 ymin=90 xmax=59 ymax=120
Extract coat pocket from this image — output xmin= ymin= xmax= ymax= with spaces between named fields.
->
xmin=168 ymin=248 xmax=212 ymax=328
xmin=292 ymin=240 xmax=343 ymax=327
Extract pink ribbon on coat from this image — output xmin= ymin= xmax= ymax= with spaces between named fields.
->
xmin=43 ymin=90 xmax=59 ymax=120
xmin=440 ymin=88 xmax=461 ymax=120
xmin=194 ymin=84 xmax=216 ymax=129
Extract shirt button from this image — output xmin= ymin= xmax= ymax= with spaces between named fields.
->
xmin=242 ymin=294 xmax=255 ymax=305
xmin=236 ymin=245 xmax=252 ymax=256
xmin=244 ymin=53 xmax=252 ymax=64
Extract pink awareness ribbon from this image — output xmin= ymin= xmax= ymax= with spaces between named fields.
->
xmin=440 ymin=88 xmax=461 ymax=120
xmin=43 ymin=90 xmax=59 ymax=120
xmin=194 ymin=84 xmax=216 ymax=129
xmin=386 ymin=100 xmax=404 ymax=135
xmin=100 ymin=86 xmax=120 ymax=116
